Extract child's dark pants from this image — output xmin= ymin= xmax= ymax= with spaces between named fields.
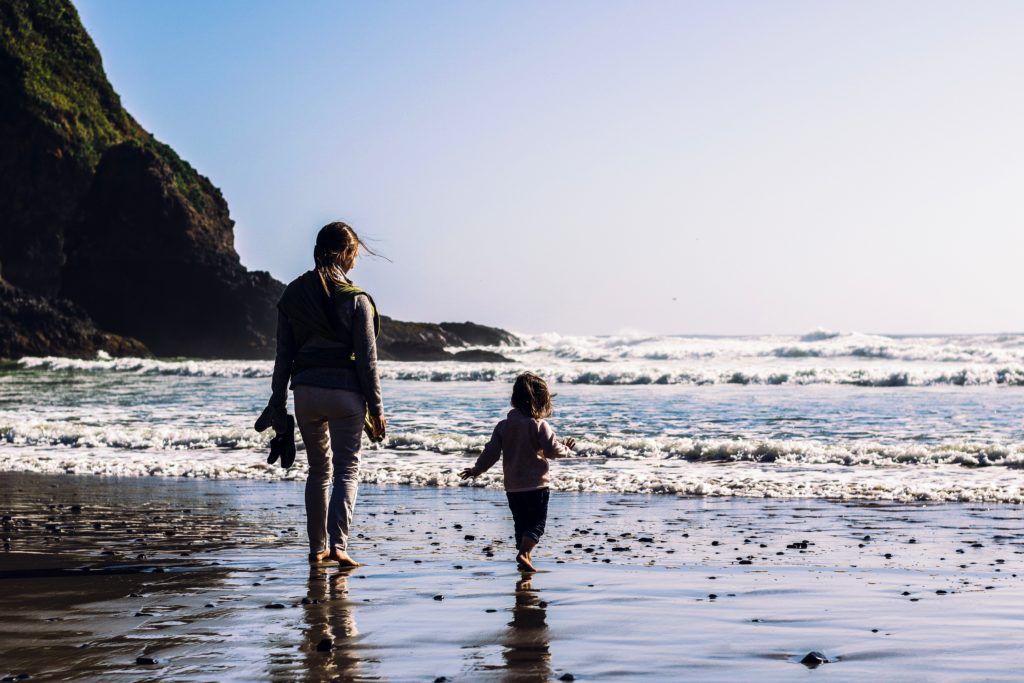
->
xmin=506 ymin=487 xmax=549 ymax=548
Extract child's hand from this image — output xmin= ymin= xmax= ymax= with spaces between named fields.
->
xmin=458 ymin=467 xmax=478 ymax=480
xmin=562 ymin=437 xmax=576 ymax=450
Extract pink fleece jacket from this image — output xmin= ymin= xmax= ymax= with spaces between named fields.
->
xmin=472 ymin=408 xmax=572 ymax=492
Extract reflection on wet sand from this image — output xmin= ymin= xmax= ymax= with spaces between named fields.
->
xmin=502 ymin=576 xmax=551 ymax=681
xmin=302 ymin=565 xmax=364 ymax=680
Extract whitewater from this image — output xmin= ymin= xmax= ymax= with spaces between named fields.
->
xmin=3 ymin=331 xmax=1024 ymax=503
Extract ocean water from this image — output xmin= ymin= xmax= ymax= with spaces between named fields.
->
xmin=2 ymin=331 xmax=1024 ymax=503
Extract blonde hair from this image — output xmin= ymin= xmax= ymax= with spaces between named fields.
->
xmin=313 ymin=222 xmax=379 ymax=293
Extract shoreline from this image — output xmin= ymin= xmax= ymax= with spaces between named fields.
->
xmin=2 ymin=472 xmax=1022 ymax=681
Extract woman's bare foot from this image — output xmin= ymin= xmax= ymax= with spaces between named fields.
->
xmin=516 ymin=551 xmax=536 ymax=573
xmin=308 ymin=549 xmax=331 ymax=563
xmin=329 ymin=548 xmax=362 ymax=567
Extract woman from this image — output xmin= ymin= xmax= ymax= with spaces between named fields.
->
xmin=260 ymin=222 xmax=386 ymax=567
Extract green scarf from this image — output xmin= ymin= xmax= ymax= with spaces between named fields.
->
xmin=278 ymin=270 xmax=380 ymax=351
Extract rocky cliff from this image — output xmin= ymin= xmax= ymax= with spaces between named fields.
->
xmin=0 ymin=0 xmax=519 ymax=360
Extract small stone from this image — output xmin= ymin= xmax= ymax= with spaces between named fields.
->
xmin=434 ymin=678 xmax=449 ymax=683
xmin=464 ymin=535 xmax=475 ymax=541
xmin=433 ymin=594 xmax=444 ymax=601
xmin=265 ymin=603 xmax=286 ymax=609
xmin=559 ymin=674 xmax=576 ymax=682
xmin=135 ymin=656 xmax=160 ymax=665
xmin=316 ymin=638 xmax=333 ymax=652
xmin=799 ymin=651 xmax=828 ymax=668
xmin=708 ymin=593 xmax=718 ymax=599
xmin=301 ymin=597 xmax=312 ymax=605
xmin=204 ymin=603 xmax=215 ymax=608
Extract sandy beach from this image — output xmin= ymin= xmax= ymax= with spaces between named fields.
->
xmin=1 ymin=472 xmax=1021 ymax=681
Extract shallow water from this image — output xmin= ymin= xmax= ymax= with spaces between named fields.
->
xmin=1 ymin=474 xmax=1022 ymax=681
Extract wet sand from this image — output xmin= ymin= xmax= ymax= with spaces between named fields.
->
xmin=1 ymin=472 xmax=1023 ymax=681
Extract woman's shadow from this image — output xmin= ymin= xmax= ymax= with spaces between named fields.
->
xmin=302 ymin=565 xmax=364 ymax=680
xmin=502 ymin=576 xmax=551 ymax=680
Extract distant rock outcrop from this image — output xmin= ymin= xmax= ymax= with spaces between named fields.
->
xmin=0 ymin=0 xmax=520 ymax=360
xmin=377 ymin=319 xmax=520 ymax=361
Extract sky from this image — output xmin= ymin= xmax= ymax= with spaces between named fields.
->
xmin=75 ymin=0 xmax=1024 ymax=336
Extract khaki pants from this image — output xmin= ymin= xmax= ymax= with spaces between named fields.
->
xmin=293 ymin=385 xmax=365 ymax=553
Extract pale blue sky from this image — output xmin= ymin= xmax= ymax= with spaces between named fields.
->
xmin=76 ymin=1 xmax=1024 ymax=335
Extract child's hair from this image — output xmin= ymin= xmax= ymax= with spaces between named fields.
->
xmin=511 ymin=372 xmax=553 ymax=419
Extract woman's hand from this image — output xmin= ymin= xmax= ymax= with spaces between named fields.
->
xmin=370 ymin=414 xmax=387 ymax=441
xmin=562 ymin=437 xmax=576 ymax=450
xmin=459 ymin=467 xmax=478 ymax=480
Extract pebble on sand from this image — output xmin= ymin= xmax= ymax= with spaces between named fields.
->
xmin=799 ymin=651 xmax=829 ymax=668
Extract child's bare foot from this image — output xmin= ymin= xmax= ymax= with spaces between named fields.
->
xmin=516 ymin=551 xmax=536 ymax=572
xmin=330 ymin=548 xmax=362 ymax=567
xmin=308 ymin=549 xmax=331 ymax=563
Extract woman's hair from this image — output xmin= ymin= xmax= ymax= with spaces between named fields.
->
xmin=511 ymin=372 xmax=553 ymax=419
xmin=313 ymin=221 xmax=380 ymax=292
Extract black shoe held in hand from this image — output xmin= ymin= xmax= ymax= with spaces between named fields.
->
xmin=267 ymin=414 xmax=296 ymax=468
xmin=256 ymin=405 xmax=296 ymax=468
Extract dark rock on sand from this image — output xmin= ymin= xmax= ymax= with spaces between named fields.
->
xmin=433 ymin=594 xmax=444 ymax=601
xmin=0 ymin=281 xmax=149 ymax=359
xmin=799 ymin=651 xmax=829 ymax=668
xmin=135 ymin=656 xmax=160 ymax=666
xmin=558 ymin=674 xmax=576 ymax=682
xmin=264 ymin=602 xmax=286 ymax=609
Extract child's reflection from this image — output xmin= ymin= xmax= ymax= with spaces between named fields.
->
xmin=303 ymin=565 xmax=361 ymax=680
xmin=502 ymin=576 xmax=551 ymax=680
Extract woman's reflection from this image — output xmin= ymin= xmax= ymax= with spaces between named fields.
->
xmin=303 ymin=565 xmax=362 ymax=680
xmin=502 ymin=576 xmax=551 ymax=680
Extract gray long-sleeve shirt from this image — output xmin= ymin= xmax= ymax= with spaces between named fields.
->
xmin=270 ymin=293 xmax=383 ymax=416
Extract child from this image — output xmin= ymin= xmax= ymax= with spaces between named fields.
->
xmin=460 ymin=372 xmax=575 ymax=572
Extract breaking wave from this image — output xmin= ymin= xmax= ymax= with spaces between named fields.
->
xmin=5 ymin=419 xmax=1024 ymax=470
xmin=12 ymin=355 xmax=1024 ymax=386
